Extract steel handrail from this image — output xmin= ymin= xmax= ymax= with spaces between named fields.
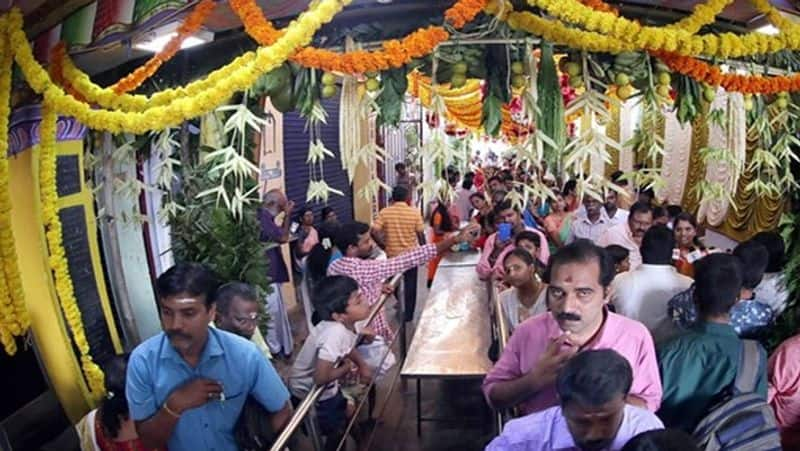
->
xmin=269 ymin=273 xmax=404 ymax=451
xmin=488 ymin=280 xmax=510 ymax=434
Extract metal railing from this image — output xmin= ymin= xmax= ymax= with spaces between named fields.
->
xmin=488 ymin=280 xmax=511 ymax=434
xmin=269 ymin=273 xmax=404 ymax=451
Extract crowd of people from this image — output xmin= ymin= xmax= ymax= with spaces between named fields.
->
xmin=74 ymin=160 xmax=800 ymax=451
xmin=459 ymin=162 xmax=797 ymax=450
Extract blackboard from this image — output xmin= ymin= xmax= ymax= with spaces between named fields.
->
xmin=58 ymin=206 xmax=115 ymax=367
xmin=56 ymin=155 xmax=80 ymax=197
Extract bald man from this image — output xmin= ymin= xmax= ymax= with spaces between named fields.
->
xmin=258 ymin=189 xmax=294 ymax=357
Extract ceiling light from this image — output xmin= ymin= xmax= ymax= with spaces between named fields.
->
xmin=133 ymin=21 xmax=214 ymax=53
xmin=756 ymin=24 xmax=779 ymax=36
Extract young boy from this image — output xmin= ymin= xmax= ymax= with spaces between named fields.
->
xmin=288 ymin=276 xmax=373 ymax=450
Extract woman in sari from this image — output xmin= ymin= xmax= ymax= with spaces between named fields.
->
xmin=428 ymin=198 xmax=457 ymax=285
xmin=673 ymin=212 xmax=708 ymax=278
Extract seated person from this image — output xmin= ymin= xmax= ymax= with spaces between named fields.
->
xmin=482 ymin=240 xmax=662 ymax=416
xmin=486 ymin=350 xmax=664 ymax=451
xmin=768 ymin=332 xmax=800 ymax=449
xmin=606 ymin=245 xmax=630 ymax=275
xmin=477 ymin=201 xmax=549 ymax=281
xmin=76 ymin=354 xmax=165 ymax=451
xmin=668 ymin=239 xmax=773 ymax=338
xmin=499 ymin=249 xmax=548 ymax=332
xmin=657 ymin=253 xmax=768 ymax=432
xmin=621 ymin=429 xmax=699 ymax=451
xmin=288 ymin=276 xmax=373 ymax=451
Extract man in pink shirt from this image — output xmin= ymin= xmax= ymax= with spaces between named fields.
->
xmin=482 ymin=239 xmax=662 ymax=415
xmin=598 ymin=202 xmax=653 ymax=270
xmin=768 ymin=332 xmax=800 ymax=449
xmin=477 ymin=200 xmax=549 ymax=281
xmin=328 ymin=221 xmax=479 ymax=340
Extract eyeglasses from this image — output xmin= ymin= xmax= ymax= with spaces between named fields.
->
xmin=233 ymin=312 xmax=260 ymax=324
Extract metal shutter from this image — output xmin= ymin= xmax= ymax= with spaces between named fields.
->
xmin=283 ymin=97 xmax=354 ymax=224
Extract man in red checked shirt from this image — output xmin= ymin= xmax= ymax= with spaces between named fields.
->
xmin=327 ymin=221 xmax=480 ymax=340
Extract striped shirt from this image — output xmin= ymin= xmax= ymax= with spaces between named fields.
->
xmin=373 ymin=202 xmax=424 ymax=257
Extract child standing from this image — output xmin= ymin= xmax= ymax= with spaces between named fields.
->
xmin=288 ymin=276 xmax=373 ymax=450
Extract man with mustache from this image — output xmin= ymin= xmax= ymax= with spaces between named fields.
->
xmin=486 ymin=350 xmax=664 ymax=451
xmin=126 ymin=264 xmax=292 ymax=450
xmin=598 ymin=202 xmax=654 ymax=270
xmin=482 ymin=240 xmax=662 ymax=416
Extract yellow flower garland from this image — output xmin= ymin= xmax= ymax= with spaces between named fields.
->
xmin=6 ymin=0 xmax=350 ymax=133
xmin=506 ymin=11 xmax=635 ymax=53
xmin=39 ymin=100 xmax=106 ymax=397
xmin=527 ymin=0 xmax=800 ymax=58
xmin=665 ymin=0 xmax=733 ymax=34
xmin=0 ymin=15 xmax=29 ymax=356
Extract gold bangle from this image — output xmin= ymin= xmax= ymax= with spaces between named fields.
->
xmin=163 ymin=401 xmax=181 ymax=418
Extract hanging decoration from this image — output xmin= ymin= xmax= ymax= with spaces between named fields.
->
xmin=39 ymin=100 xmax=106 ymax=398
xmin=526 ymin=0 xmax=799 ymax=58
xmin=110 ymin=0 xmax=216 ymax=93
xmin=0 ymin=27 xmax=29 ymax=356
xmin=407 ymin=70 xmax=483 ymax=130
xmin=6 ymin=0 xmax=348 ymax=133
xmin=229 ymin=0 xmax=486 ymax=74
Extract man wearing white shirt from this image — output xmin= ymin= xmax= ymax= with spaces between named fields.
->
xmin=567 ymin=196 xmax=611 ymax=244
xmin=598 ymin=202 xmax=653 ymax=270
xmin=604 ymin=189 xmax=629 ymax=227
xmin=610 ymin=225 xmax=692 ymax=344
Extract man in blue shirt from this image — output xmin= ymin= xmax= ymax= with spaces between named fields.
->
xmin=126 ymin=263 xmax=292 ymax=450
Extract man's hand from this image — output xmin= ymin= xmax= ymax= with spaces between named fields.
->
xmin=381 ymin=283 xmax=395 ymax=295
xmin=456 ymin=223 xmax=481 ymax=243
xmin=285 ymin=200 xmax=295 ymax=214
xmin=526 ymin=334 xmax=578 ymax=393
xmin=359 ymin=327 xmax=376 ymax=344
xmin=167 ymin=378 xmax=223 ymax=414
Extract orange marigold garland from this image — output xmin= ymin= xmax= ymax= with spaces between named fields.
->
xmin=49 ymin=43 xmax=86 ymax=102
xmin=585 ymin=0 xmax=800 ymax=94
xmin=445 ymin=0 xmax=488 ymax=29
xmin=110 ymin=0 xmax=216 ymax=93
xmin=229 ymin=0 xmax=487 ymax=74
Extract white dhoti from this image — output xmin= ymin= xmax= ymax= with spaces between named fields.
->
xmin=265 ymin=282 xmax=293 ymax=356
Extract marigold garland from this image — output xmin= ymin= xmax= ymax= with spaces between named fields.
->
xmin=48 ymin=0 xmax=486 ymax=114
xmin=49 ymin=43 xmax=86 ymax=103
xmin=583 ymin=0 xmax=800 ymax=94
xmin=527 ymin=0 xmax=800 ymax=58
xmin=0 ymin=22 xmax=29 ymax=356
xmin=6 ymin=0 xmax=349 ymax=133
xmin=110 ymin=0 xmax=216 ymax=94
xmin=655 ymin=50 xmax=800 ymax=94
xmin=407 ymin=70 xmax=483 ymax=129
xmin=39 ymin=100 xmax=105 ymax=396
xmin=229 ymin=0 xmax=486 ymax=73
